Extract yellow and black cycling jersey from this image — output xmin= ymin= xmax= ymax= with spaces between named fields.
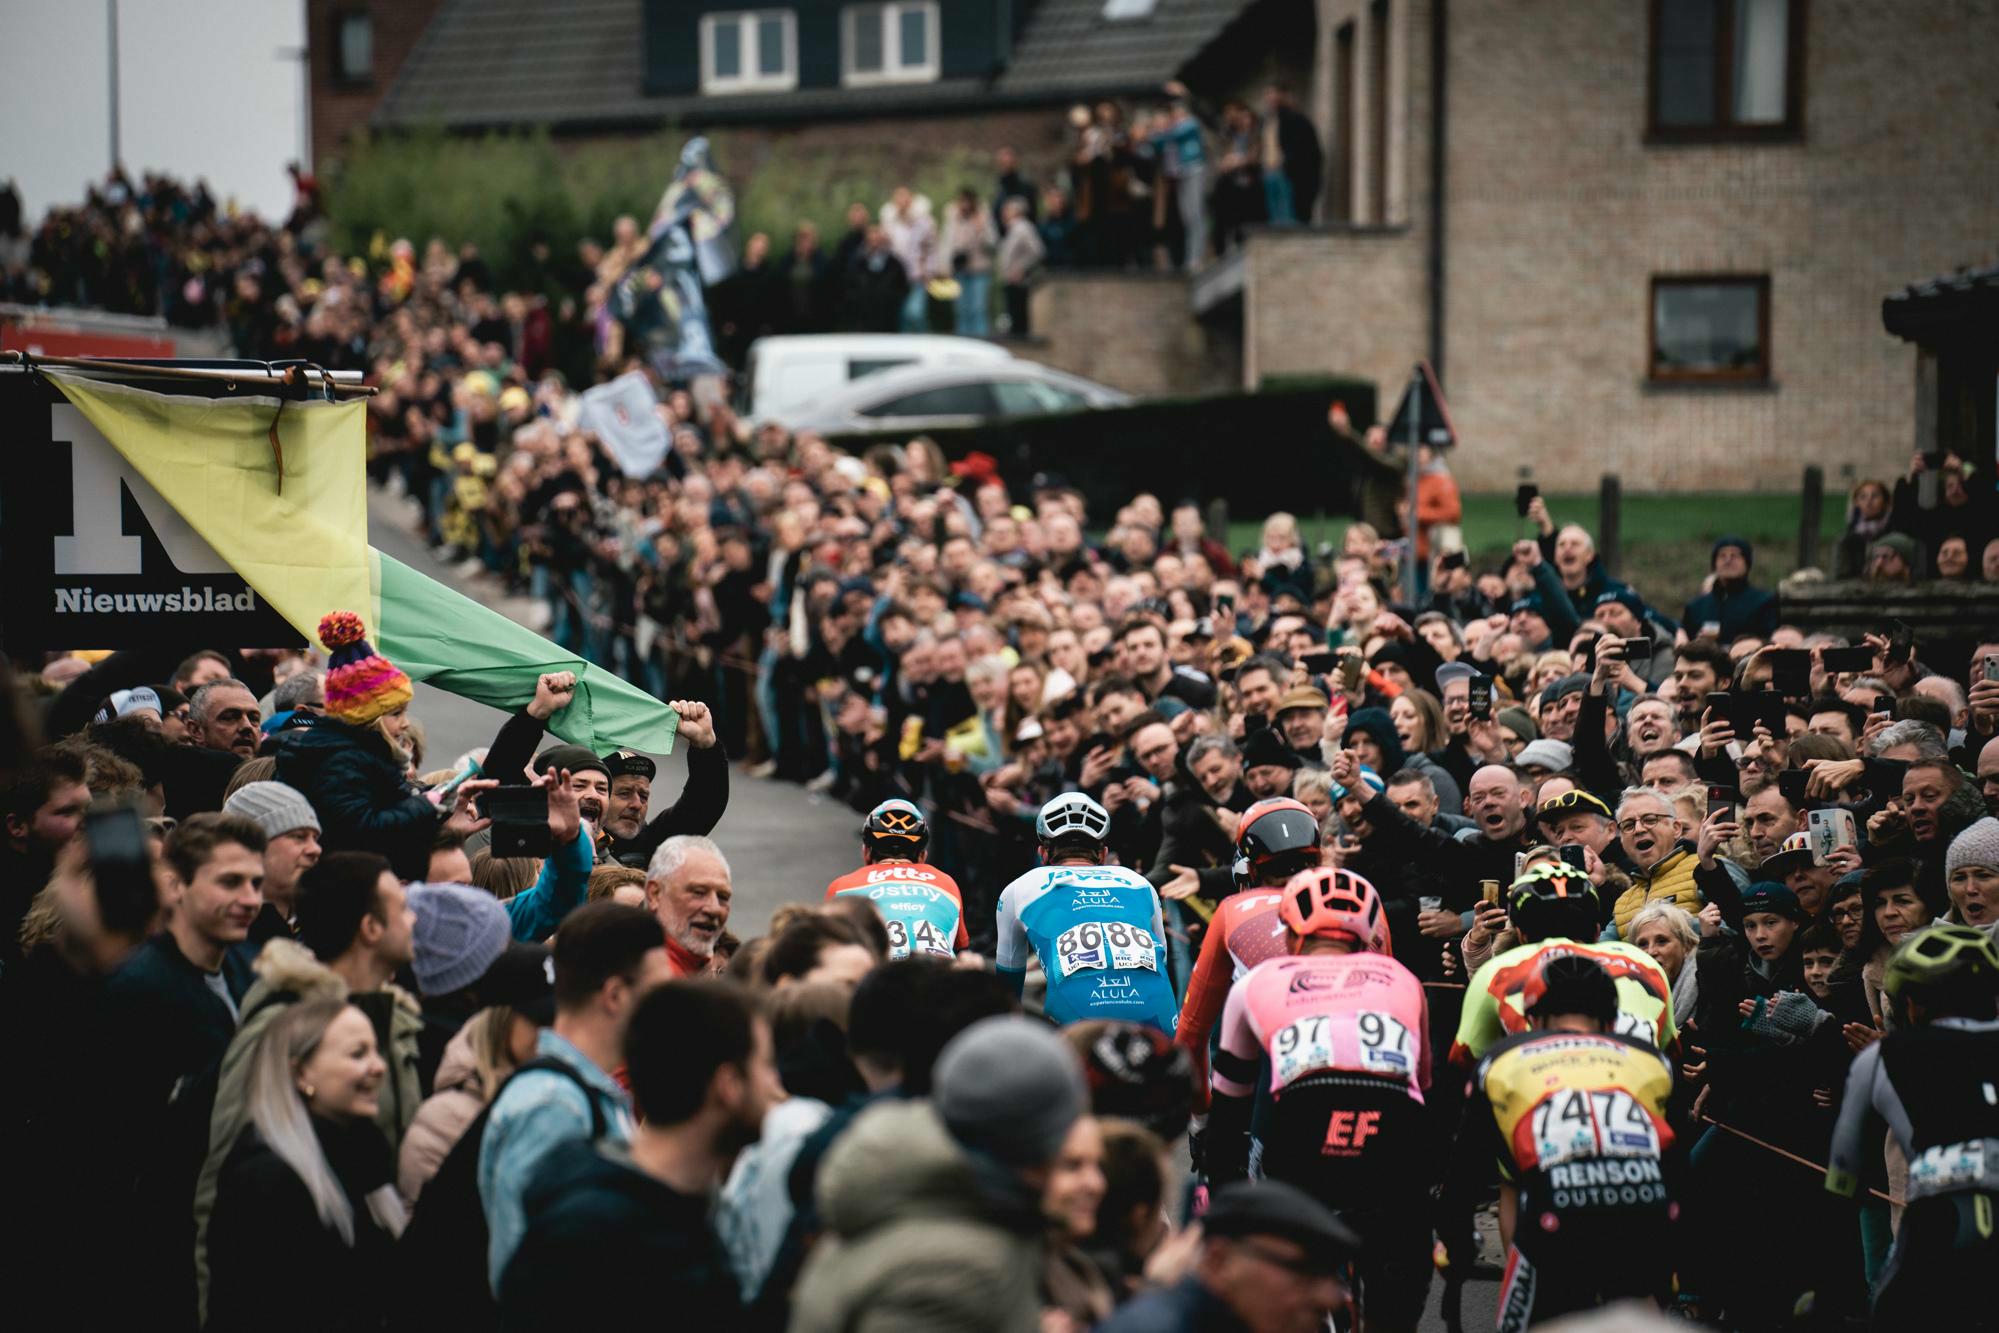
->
xmin=1465 ymin=1029 xmax=1676 ymax=1210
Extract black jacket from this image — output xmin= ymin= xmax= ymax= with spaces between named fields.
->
xmin=1147 ymin=779 xmax=1251 ymax=904
xmin=207 ymin=1118 xmax=400 ymax=1333
xmin=274 ymin=719 xmax=441 ymax=881
xmin=499 ymin=1138 xmax=742 ymax=1331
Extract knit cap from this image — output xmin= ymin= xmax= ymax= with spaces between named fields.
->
xmin=1947 ymin=818 xmax=1999 ymax=878
xmin=223 ymin=780 xmax=322 ymax=839
xmin=1711 ymin=535 xmax=1754 ymax=571
xmin=318 ymin=611 xmax=413 ymax=726
xmin=933 ymin=1016 xmax=1087 ymax=1169
xmin=406 ymin=882 xmax=512 ymax=996
xmin=1515 ymin=739 xmax=1574 ymax=773
xmin=1496 ymin=706 xmax=1539 ymax=744
xmin=1740 ymin=880 xmax=1807 ymax=923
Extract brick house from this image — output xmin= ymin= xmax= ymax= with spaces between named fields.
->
xmin=306 ymin=0 xmax=444 ymax=170
xmin=1189 ymin=0 xmax=1999 ymax=491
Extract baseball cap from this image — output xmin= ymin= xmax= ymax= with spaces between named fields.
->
xmin=1760 ymin=831 xmax=1818 ymax=880
xmin=475 ymin=942 xmax=558 ymax=1024
xmin=602 ymin=749 xmax=656 ymax=783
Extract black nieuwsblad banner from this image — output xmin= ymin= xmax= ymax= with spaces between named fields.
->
xmin=0 ymin=371 xmax=297 ymax=652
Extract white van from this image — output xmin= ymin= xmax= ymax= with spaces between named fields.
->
xmin=743 ymin=334 xmax=1013 ymax=427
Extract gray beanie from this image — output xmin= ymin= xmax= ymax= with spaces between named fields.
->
xmin=406 ymin=882 xmax=512 ymax=996
xmin=933 ymin=1016 xmax=1087 ymax=1168
xmin=223 ymin=780 xmax=321 ymax=839
xmin=1946 ymin=818 xmax=1999 ymax=879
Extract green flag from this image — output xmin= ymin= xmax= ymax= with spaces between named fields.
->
xmin=369 ymin=548 xmax=677 ymax=755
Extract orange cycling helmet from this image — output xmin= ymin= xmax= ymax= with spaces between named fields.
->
xmin=1279 ymin=866 xmax=1391 ymax=955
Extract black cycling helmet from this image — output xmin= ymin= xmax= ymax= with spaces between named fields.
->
xmin=1507 ymin=863 xmax=1601 ymax=943
xmin=862 ymin=798 xmax=930 ymax=859
xmin=1233 ymin=798 xmax=1324 ymax=890
xmin=1528 ymin=952 xmax=1621 ymax=1029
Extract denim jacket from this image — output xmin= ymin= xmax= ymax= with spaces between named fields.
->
xmin=478 ymin=1028 xmax=632 ymax=1290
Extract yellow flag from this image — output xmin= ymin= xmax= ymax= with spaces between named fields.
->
xmin=48 ymin=373 xmax=370 ymax=644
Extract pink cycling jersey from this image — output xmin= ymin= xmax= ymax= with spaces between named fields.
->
xmin=1214 ymin=952 xmax=1432 ymax=1103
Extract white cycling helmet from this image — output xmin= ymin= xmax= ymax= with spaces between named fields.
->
xmin=1036 ymin=791 xmax=1112 ymax=847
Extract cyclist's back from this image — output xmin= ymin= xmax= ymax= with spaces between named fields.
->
xmin=827 ymin=799 xmax=968 ymax=961
xmin=825 ymin=862 xmax=967 ymax=961
xmin=1453 ymin=954 xmax=1677 ymax=1332
xmin=1827 ymin=924 xmax=1999 ymax=1331
xmin=996 ymin=861 xmax=1175 ymax=1031
xmin=1208 ymin=867 xmax=1433 ymax=1333
xmin=1175 ymin=800 xmax=1325 ymax=1107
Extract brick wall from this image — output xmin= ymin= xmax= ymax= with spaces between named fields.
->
xmin=308 ymin=0 xmax=443 ymax=171
xmin=1439 ymin=0 xmax=1999 ymax=493
xmin=1026 ymin=273 xmax=1241 ymax=398
xmin=1245 ymin=0 xmax=1999 ymax=492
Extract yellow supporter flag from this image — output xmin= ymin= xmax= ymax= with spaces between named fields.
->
xmin=47 ymin=372 xmax=371 ymax=643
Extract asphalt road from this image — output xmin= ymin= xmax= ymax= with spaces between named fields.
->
xmin=374 ymin=493 xmax=1500 ymax=1329
xmin=369 ymin=492 xmax=858 ymax=938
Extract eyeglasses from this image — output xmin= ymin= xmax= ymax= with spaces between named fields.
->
xmin=1616 ymin=812 xmax=1675 ymax=833
xmin=1830 ymin=904 xmax=1865 ymax=923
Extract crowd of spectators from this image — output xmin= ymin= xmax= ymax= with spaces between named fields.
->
xmin=5 ymin=158 xmax=1999 ymax=1331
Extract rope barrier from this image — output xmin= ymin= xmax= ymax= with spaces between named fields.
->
xmin=1696 ymin=1113 xmax=1902 ymax=1206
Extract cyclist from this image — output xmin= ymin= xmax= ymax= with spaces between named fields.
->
xmin=1208 ymin=866 xmax=1432 ymax=1333
xmin=995 ymin=793 xmax=1178 ymax=1033
xmin=1827 ymin=924 xmax=1999 ymax=1331
xmin=1451 ymin=863 xmax=1676 ymax=1067
xmin=1452 ymin=953 xmax=1678 ymax=1330
xmin=1176 ymin=798 xmax=1326 ymax=1108
xmin=824 ymin=798 xmax=967 ymax=961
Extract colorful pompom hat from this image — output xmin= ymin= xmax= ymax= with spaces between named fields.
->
xmin=318 ymin=610 xmax=414 ymax=726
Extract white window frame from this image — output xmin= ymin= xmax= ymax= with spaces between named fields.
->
xmin=842 ymin=1 xmax=941 ymax=86
xmin=699 ymin=10 xmax=798 ymax=95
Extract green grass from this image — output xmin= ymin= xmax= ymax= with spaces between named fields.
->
xmin=1226 ymin=492 xmax=1847 ymax=615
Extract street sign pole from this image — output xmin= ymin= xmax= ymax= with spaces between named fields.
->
xmin=1402 ymin=364 xmax=1423 ymax=606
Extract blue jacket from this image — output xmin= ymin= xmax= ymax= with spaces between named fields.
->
xmin=478 ymin=1030 xmax=633 ymax=1292
xmin=273 ymin=720 xmax=440 ymax=881
xmin=504 ymin=828 xmax=593 ymax=942
xmin=1681 ymin=579 xmax=1779 ymax=645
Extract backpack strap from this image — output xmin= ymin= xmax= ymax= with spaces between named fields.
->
xmin=503 ymin=1055 xmax=612 ymax=1141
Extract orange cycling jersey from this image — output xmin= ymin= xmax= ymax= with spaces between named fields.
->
xmin=1174 ymin=890 xmax=1291 ymax=1110
xmin=825 ymin=862 xmax=969 ymax=959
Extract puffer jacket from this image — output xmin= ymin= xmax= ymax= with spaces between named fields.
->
xmin=1608 ymin=844 xmax=1703 ymax=940
xmin=273 ymin=718 xmax=441 ymax=880
xmin=398 ymin=1019 xmax=498 ymax=1208
xmin=193 ymin=939 xmax=423 ymax=1323
xmin=789 ymin=1100 xmax=1046 ymax=1333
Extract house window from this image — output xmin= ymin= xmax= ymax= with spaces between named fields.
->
xmin=843 ymin=2 xmax=939 ymax=85
xmin=700 ymin=10 xmax=797 ymax=94
xmin=1650 ymin=276 xmax=1770 ymax=382
xmin=1650 ymin=0 xmax=1803 ymax=139
xmin=333 ymin=10 xmax=373 ymax=84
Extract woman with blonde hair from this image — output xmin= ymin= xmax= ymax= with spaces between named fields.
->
xmin=207 ymin=998 xmax=405 ymax=1332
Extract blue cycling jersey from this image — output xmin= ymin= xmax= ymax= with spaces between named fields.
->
xmin=995 ymin=863 xmax=1178 ymax=1033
